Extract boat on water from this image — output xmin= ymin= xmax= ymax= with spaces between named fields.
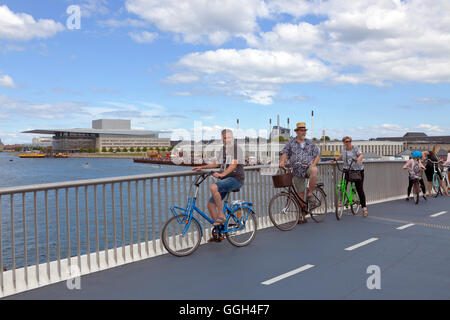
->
xmin=55 ymin=153 xmax=69 ymax=158
xmin=19 ymin=152 xmax=46 ymax=158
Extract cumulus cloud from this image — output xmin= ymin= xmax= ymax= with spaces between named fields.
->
xmin=125 ymin=0 xmax=269 ymax=45
xmin=0 ymin=74 xmax=15 ymax=88
xmin=156 ymin=0 xmax=450 ymax=103
xmin=0 ymin=5 xmax=65 ymax=41
xmin=129 ymin=31 xmax=158 ymax=43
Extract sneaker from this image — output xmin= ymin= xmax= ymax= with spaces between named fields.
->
xmin=405 ymin=197 xmax=409 ymax=201
xmin=423 ymin=195 xmax=427 ymax=201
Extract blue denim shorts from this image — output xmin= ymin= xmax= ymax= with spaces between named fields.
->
xmin=208 ymin=177 xmax=242 ymax=203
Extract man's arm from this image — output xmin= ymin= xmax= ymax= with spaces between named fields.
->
xmin=192 ymin=162 xmax=220 ymax=171
xmin=311 ymin=155 xmax=320 ymax=167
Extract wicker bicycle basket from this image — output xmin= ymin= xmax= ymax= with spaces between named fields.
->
xmin=272 ymin=172 xmax=293 ymax=188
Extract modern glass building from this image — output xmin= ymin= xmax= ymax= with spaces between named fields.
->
xmin=23 ymin=119 xmax=170 ymax=153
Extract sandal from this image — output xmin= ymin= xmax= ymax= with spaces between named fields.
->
xmin=363 ymin=208 xmax=368 ymax=217
xmin=213 ymin=216 xmax=226 ymax=226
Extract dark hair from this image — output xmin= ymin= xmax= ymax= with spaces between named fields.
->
xmin=342 ymin=136 xmax=352 ymax=142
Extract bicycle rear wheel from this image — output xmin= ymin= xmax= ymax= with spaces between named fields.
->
xmin=350 ymin=184 xmax=361 ymax=215
xmin=413 ymin=181 xmax=420 ymax=204
xmin=226 ymin=209 xmax=257 ymax=247
xmin=161 ymin=215 xmax=202 ymax=257
xmin=269 ymin=192 xmax=300 ymax=231
xmin=309 ymin=187 xmax=327 ymax=223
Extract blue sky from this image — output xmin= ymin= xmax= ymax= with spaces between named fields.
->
xmin=1 ymin=0 xmax=449 ymax=144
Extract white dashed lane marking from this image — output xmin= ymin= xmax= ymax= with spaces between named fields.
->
xmin=344 ymin=238 xmax=378 ymax=251
xmin=430 ymin=211 xmax=447 ymax=218
xmin=396 ymin=223 xmax=415 ymax=230
xmin=262 ymin=264 xmax=315 ymax=285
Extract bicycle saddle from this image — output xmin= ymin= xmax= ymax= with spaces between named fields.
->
xmin=316 ymin=182 xmax=324 ymax=187
xmin=231 ymin=189 xmax=240 ymax=193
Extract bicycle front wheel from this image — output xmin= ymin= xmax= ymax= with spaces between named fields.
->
xmin=432 ymin=175 xmax=441 ymax=198
xmin=309 ymin=187 xmax=327 ymax=223
xmin=161 ymin=215 xmax=202 ymax=257
xmin=335 ymin=188 xmax=345 ymax=220
xmin=269 ymin=192 xmax=300 ymax=231
xmin=226 ymin=209 xmax=257 ymax=247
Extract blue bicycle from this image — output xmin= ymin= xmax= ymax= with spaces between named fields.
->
xmin=161 ymin=171 xmax=257 ymax=257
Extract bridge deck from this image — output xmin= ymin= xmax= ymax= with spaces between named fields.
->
xmin=5 ymin=196 xmax=450 ymax=300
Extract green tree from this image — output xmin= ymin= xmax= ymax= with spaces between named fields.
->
xmin=109 ymin=147 xmax=114 ymax=152
xmin=122 ymin=147 xmax=128 ymax=152
xmin=130 ymin=147 xmax=135 ymax=152
xmin=102 ymin=147 xmax=107 ymax=153
xmin=136 ymin=147 xmax=141 ymax=152
xmin=95 ymin=148 xmax=99 ymax=153
xmin=142 ymin=147 xmax=147 ymax=152
xmin=161 ymin=147 xmax=166 ymax=152
xmin=115 ymin=148 xmax=121 ymax=153
xmin=87 ymin=147 xmax=93 ymax=153
xmin=80 ymin=147 xmax=84 ymax=153
xmin=156 ymin=147 xmax=160 ymax=152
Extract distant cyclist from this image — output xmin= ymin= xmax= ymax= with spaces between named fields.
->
xmin=422 ymin=146 xmax=449 ymax=197
xmin=403 ymin=151 xmax=427 ymax=201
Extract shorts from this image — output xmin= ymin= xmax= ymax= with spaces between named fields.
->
xmin=292 ymin=168 xmax=311 ymax=194
xmin=208 ymin=177 xmax=243 ymax=203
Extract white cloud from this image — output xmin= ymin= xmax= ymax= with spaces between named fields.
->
xmin=125 ymin=0 xmax=269 ymax=45
xmin=79 ymin=0 xmax=109 ymax=17
xmin=0 ymin=74 xmax=15 ymax=88
xmin=129 ymin=31 xmax=158 ymax=43
xmin=0 ymin=5 xmax=65 ymax=41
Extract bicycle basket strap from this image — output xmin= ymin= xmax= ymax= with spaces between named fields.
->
xmin=272 ymin=172 xmax=293 ymax=188
xmin=347 ymin=170 xmax=362 ymax=182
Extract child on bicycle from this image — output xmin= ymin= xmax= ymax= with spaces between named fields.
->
xmin=403 ymin=151 xmax=427 ymax=201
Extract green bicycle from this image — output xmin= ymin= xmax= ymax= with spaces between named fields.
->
xmin=427 ymin=159 xmax=444 ymax=198
xmin=333 ymin=159 xmax=361 ymax=220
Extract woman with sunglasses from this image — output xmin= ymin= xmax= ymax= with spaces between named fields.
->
xmin=331 ymin=136 xmax=368 ymax=217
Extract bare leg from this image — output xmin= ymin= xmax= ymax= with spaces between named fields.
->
xmin=307 ymin=167 xmax=318 ymax=196
xmin=438 ymin=178 xmax=449 ymax=196
xmin=426 ymin=181 xmax=432 ymax=196
xmin=210 ymin=184 xmax=225 ymax=224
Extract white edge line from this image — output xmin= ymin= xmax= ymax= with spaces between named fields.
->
xmin=344 ymin=238 xmax=378 ymax=251
xmin=396 ymin=223 xmax=415 ymax=230
xmin=262 ymin=264 xmax=315 ymax=285
xmin=430 ymin=211 xmax=447 ymax=218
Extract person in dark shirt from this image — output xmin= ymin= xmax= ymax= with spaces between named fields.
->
xmin=423 ymin=146 xmax=449 ymax=196
xmin=193 ymin=129 xmax=245 ymax=235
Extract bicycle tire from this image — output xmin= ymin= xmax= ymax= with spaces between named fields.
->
xmin=350 ymin=184 xmax=361 ymax=215
xmin=413 ymin=181 xmax=420 ymax=204
xmin=335 ymin=188 xmax=345 ymax=220
xmin=226 ymin=209 xmax=257 ymax=247
xmin=432 ymin=175 xmax=441 ymax=198
xmin=309 ymin=187 xmax=327 ymax=223
xmin=268 ymin=192 xmax=300 ymax=231
xmin=161 ymin=215 xmax=202 ymax=257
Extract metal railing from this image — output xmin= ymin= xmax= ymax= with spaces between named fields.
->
xmin=0 ymin=161 xmax=408 ymax=297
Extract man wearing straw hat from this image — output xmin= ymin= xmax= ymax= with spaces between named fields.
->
xmin=280 ymin=122 xmax=320 ymax=222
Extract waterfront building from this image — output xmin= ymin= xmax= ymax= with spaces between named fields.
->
xmin=372 ymin=132 xmax=450 ymax=153
xmin=317 ymin=140 xmax=405 ymax=156
xmin=32 ymin=136 xmax=53 ymax=148
xmin=0 ymin=139 xmax=3 ymax=151
xmin=23 ymin=119 xmax=170 ymax=153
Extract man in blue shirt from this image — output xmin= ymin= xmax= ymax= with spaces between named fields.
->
xmin=279 ymin=122 xmax=320 ymax=220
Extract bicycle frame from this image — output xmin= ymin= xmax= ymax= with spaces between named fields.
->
xmin=169 ymin=172 xmax=255 ymax=237
xmin=334 ymin=159 xmax=358 ymax=206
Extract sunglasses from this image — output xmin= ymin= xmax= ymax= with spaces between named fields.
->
xmin=344 ymin=140 xmax=352 ymax=143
